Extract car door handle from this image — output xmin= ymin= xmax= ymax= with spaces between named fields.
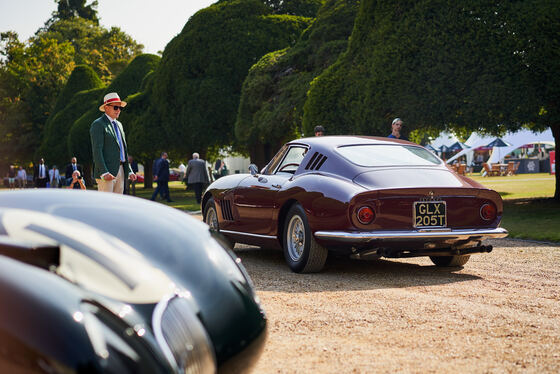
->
xmin=272 ymin=184 xmax=282 ymax=189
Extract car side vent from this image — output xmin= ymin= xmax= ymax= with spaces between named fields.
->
xmin=220 ymin=200 xmax=234 ymax=221
xmin=305 ymin=152 xmax=328 ymax=171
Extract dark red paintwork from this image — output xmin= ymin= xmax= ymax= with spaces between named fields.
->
xmin=202 ymin=136 xmax=506 ymax=257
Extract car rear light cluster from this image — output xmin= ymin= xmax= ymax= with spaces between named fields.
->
xmin=357 ymin=206 xmax=375 ymax=225
xmin=480 ymin=203 xmax=497 ymax=221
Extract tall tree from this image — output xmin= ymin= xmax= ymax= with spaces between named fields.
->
xmin=37 ymin=65 xmax=103 ymax=168
xmin=303 ymin=0 xmax=560 ymax=198
xmin=0 ymin=32 xmax=75 ymax=164
xmin=51 ymin=0 xmax=99 ymax=25
xmin=0 ymin=14 xmax=143 ymax=167
xmin=236 ymin=0 xmax=359 ymax=167
xmin=149 ymin=0 xmax=312 ymax=160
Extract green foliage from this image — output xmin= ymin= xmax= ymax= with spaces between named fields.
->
xmin=52 ymin=64 xmax=103 ymax=114
xmin=38 ymin=18 xmax=144 ymax=81
xmin=304 ymin=0 xmax=559 ymax=197
xmin=53 ymin=0 xmax=99 ymax=24
xmin=67 ymin=54 xmax=160 ymax=169
xmin=263 ymin=0 xmax=325 ymax=17
xmin=236 ymin=0 xmax=358 ymax=165
xmin=0 ymin=15 xmax=143 ymax=167
xmin=0 ymin=32 xmax=75 ymax=163
xmin=66 ymin=87 xmax=104 ymax=171
xmin=37 ymin=65 xmax=103 ymax=166
xmin=150 ymin=0 xmax=312 ymax=159
xmin=106 ymin=54 xmax=159 ymax=98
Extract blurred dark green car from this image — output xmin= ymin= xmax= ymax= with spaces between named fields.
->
xmin=0 ymin=190 xmax=267 ymax=373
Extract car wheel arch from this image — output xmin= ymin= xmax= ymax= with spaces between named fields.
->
xmin=276 ymin=199 xmax=300 ymax=246
xmin=201 ymin=191 xmax=213 ymax=213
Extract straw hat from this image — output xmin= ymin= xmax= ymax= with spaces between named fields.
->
xmin=99 ymin=92 xmax=127 ymax=112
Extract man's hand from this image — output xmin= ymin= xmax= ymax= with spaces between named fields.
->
xmin=103 ymin=173 xmax=116 ymax=181
xmin=129 ymin=173 xmax=137 ymax=181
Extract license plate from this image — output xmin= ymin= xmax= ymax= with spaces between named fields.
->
xmin=413 ymin=201 xmax=447 ymax=228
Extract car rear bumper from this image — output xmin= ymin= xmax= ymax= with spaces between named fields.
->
xmin=314 ymin=227 xmax=508 ymax=243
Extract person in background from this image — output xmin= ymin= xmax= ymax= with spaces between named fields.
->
xmin=33 ymin=158 xmax=49 ymax=188
xmin=90 ymin=92 xmax=136 ymax=193
xmin=7 ymin=165 xmax=16 ymax=189
xmin=68 ymin=170 xmax=86 ymax=190
xmin=388 ymin=118 xmax=408 ymax=140
xmin=127 ymin=155 xmax=139 ymax=195
xmin=16 ymin=166 xmax=27 ymax=188
xmin=49 ymin=165 xmax=61 ymax=188
xmin=178 ymin=162 xmax=186 ymax=182
xmin=213 ymin=159 xmax=228 ymax=180
xmin=186 ymin=152 xmax=209 ymax=204
xmin=151 ymin=152 xmax=172 ymax=202
xmin=314 ymin=125 xmax=325 ymax=136
xmin=65 ymin=156 xmax=83 ymax=187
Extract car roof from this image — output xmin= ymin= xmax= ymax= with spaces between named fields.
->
xmin=288 ymin=135 xmax=416 ymax=148
xmin=281 ymin=135 xmax=447 ymax=183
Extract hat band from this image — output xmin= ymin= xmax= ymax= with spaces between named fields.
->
xmin=104 ymin=97 xmax=121 ymax=105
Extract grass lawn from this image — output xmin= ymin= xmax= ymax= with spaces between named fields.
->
xmin=500 ymin=198 xmax=560 ymax=242
xmin=134 ymin=181 xmax=201 ymax=212
xmin=467 ymin=172 xmax=559 ymax=243
xmin=468 ymin=172 xmax=555 ymax=199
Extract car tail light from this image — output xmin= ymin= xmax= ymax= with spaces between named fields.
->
xmin=480 ymin=203 xmax=497 ymax=221
xmin=357 ymin=206 xmax=375 ymax=225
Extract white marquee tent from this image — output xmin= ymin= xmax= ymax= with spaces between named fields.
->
xmin=444 ymin=128 xmax=555 ymax=165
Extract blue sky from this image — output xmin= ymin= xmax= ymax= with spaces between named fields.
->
xmin=0 ymin=0 xmax=216 ymax=54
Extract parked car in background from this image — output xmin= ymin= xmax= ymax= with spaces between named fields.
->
xmin=203 ymin=136 xmax=508 ymax=273
xmin=0 ymin=190 xmax=267 ymax=373
xmin=134 ymin=169 xmax=180 ymax=184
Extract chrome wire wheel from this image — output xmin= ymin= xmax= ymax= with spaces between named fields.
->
xmin=286 ymin=214 xmax=305 ymax=262
xmin=203 ymin=198 xmax=219 ymax=232
xmin=205 ymin=206 xmax=218 ymax=232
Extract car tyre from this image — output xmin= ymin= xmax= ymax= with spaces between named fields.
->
xmin=204 ymin=198 xmax=235 ymax=249
xmin=283 ymin=204 xmax=328 ymax=273
xmin=429 ymin=255 xmax=470 ymax=267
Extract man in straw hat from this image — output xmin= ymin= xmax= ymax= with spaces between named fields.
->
xmin=90 ymin=92 xmax=136 ymax=193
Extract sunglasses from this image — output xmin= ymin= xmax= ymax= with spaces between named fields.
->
xmin=110 ymin=105 xmax=123 ymax=111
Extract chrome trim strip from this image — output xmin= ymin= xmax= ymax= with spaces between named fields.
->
xmin=152 ymin=293 xmax=179 ymax=371
xmin=314 ymin=227 xmax=508 ymax=242
xmin=221 ymin=229 xmax=276 ymax=240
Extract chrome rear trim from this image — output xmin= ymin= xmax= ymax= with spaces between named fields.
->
xmin=314 ymin=227 xmax=508 ymax=242
xmin=221 ymin=230 xmax=277 ymax=240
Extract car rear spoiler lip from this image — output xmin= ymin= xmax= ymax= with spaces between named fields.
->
xmin=314 ymin=227 xmax=508 ymax=242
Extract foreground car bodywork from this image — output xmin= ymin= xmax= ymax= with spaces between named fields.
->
xmin=202 ymin=136 xmax=508 ymax=273
xmin=0 ymin=209 xmax=215 ymax=373
xmin=0 ymin=190 xmax=267 ymax=373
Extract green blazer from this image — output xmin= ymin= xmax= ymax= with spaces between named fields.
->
xmin=89 ymin=115 xmax=133 ymax=179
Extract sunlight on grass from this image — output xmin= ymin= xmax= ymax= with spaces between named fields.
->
xmin=468 ymin=173 xmax=554 ymax=199
xmin=134 ymin=181 xmax=201 ymax=212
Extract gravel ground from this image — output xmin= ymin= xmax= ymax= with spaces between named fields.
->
xmin=231 ymin=238 xmax=560 ymax=373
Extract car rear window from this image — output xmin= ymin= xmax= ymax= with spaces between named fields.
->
xmin=337 ymin=144 xmax=442 ymax=167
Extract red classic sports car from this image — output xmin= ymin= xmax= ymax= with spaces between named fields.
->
xmin=202 ymin=136 xmax=508 ymax=273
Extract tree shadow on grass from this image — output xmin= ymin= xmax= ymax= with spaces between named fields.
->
xmin=234 ymin=245 xmax=481 ymax=293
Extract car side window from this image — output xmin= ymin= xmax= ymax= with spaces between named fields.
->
xmin=274 ymin=146 xmax=308 ymax=175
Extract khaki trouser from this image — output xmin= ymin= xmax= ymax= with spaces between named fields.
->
xmin=96 ymin=165 xmax=125 ymax=194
